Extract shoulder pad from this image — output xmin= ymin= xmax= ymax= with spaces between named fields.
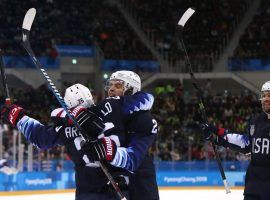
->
xmin=122 ymin=92 xmax=154 ymax=114
xmin=51 ymin=107 xmax=66 ymax=118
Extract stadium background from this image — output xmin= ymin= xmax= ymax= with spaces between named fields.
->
xmin=0 ymin=0 xmax=269 ymax=195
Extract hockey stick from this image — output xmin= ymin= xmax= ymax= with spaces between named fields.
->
xmin=177 ymin=8 xmax=231 ymax=193
xmin=0 ymin=49 xmax=11 ymax=105
xmin=22 ymin=8 xmax=127 ymax=200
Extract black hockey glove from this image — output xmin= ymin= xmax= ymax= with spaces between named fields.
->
xmin=0 ymin=104 xmax=25 ymax=127
xmin=81 ymin=137 xmax=117 ymax=162
xmin=69 ymin=106 xmax=105 ymax=139
xmin=51 ymin=106 xmax=105 ymax=139
xmin=200 ymin=123 xmax=225 ymax=140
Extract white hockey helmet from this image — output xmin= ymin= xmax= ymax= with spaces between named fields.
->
xmin=107 ymin=70 xmax=141 ymax=95
xmin=64 ymin=83 xmax=94 ymax=108
xmin=261 ymin=81 xmax=270 ymax=114
xmin=261 ymin=81 xmax=270 ymax=92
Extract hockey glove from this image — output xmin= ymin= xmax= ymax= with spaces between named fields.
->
xmin=81 ymin=137 xmax=117 ymax=162
xmin=69 ymin=106 xmax=105 ymax=139
xmin=200 ymin=123 xmax=225 ymax=140
xmin=0 ymin=104 xmax=25 ymax=127
xmin=51 ymin=106 xmax=105 ymax=139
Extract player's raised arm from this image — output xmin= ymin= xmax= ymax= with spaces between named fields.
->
xmin=201 ymin=123 xmax=251 ymax=154
xmin=0 ymin=104 xmax=62 ymax=149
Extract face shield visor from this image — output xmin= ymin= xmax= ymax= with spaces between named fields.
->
xmin=104 ymin=79 xmax=125 ymax=96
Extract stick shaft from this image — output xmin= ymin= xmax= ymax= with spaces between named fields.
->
xmin=179 ymin=35 xmax=230 ymax=193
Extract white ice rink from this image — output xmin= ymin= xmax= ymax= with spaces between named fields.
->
xmin=0 ymin=188 xmax=244 ymax=200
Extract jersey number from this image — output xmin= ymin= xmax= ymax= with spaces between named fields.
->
xmin=101 ymin=102 xmax=112 ymax=116
xmin=152 ymin=119 xmax=158 ymax=134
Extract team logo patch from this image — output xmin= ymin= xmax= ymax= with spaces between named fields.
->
xmin=250 ymin=125 xmax=255 ymax=136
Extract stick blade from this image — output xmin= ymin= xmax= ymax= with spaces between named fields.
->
xmin=178 ymin=7 xmax=195 ymax=27
xmin=22 ymin=8 xmax=36 ymax=31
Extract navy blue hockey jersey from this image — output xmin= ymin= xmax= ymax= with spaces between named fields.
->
xmin=16 ymin=92 xmax=156 ymax=193
xmin=217 ymin=112 xmax=270 ymax=196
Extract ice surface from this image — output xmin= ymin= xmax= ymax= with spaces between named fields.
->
xmin=0 ymin=188 xmax=244 ymax=200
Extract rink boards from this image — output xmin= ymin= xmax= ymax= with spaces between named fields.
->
xmin=0 ymin=170 xmax=245 ymax=191
xmin=0 ymin=186 xmax=245 ymax=196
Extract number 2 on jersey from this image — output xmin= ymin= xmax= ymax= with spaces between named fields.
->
xmin=152 ymin=119 xmax=158 ymax=134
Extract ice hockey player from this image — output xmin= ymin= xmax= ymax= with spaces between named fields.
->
xmin=103 ymin=70 xmax=159 ymax=200
xmin=201 ymin=81 xmax=270 ymax=200
xmin=0 ymin=79 xmax=155 ymax=200
xmin=52 ymin=70 xmax=159 ymax=200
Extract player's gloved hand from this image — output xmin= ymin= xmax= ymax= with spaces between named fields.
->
xmin=81 ymin=137 xmax=117 ymax=162
xmin=0 ymin=104 xmax=25 ymax=127
xmin=200 ymin=123 xmax=225 ymax=140
xmin=51 ymin=106 xmax=105 ymax=139
xmin=69 ymin=106 xmax=105 ymax=138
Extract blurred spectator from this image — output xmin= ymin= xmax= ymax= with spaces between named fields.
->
xmin=232 ymin=0 xmax=270 ymax=59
